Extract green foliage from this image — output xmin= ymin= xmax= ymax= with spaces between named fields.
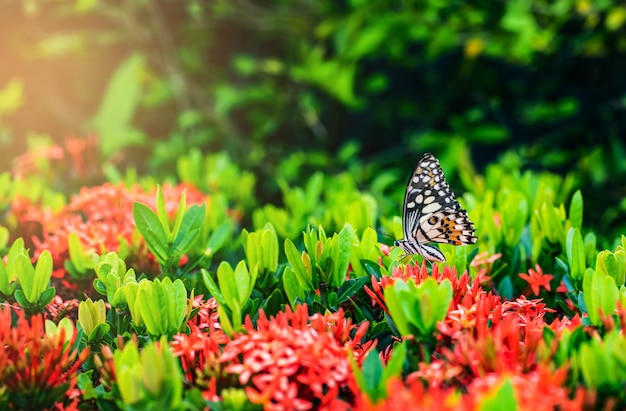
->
xmin=91 ymin=53 xmax=147 ymax=157
xmin=283 ymin=224 xmax=357 ymax=309
xmin=253 ymin=173 xmax=377 ymax=239
xmin=384 ymin=278 xmax=452 ymax=340
xmin=78 ymin=298 xmax=110 ymax=344
xmin=478 ymin=380 xmax=518 ymax=411
xmin=351 ymin=342 xmax=407 ymax=403
xmin=202 ymin=261 xmax=257 ymax=335
xmin=132 ymin=277 xmax=188 ymax=338
xmin=133 ymin=185 xmax=206 ymax=277
xmin=242 ymin=223 xmax=279 ymax=275
xmin=177 ymin=150 xmax=256 ymax=213
xmin=113 ymin=338 xmax=183 ymax=410
xmin=93 ymin=251 xmax=137 ymax=307
xmin=0 ymin=237 xmax=22 ymax=297
xmin=583 ymin=268 xmax=619 ymax=327
xmin=573 ymin=331 xmax=626 ymax=401
xmin=0 ymin=239 xmax=56 ymax=315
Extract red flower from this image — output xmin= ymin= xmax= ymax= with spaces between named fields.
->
xmin=365 ymin=262 xmax=473 ymax=316
xmin=519 ymin=264 xmax=554 ymax=296
xmin=26 ymin=182 xmax=208 ymax=294
xmin=355 ymin=364 xmax=583 ymax=411
xmin=470 ymin=252 xmax=502 ymax=284
xmin=172 ymin=304 xmax=371 ymax=410
xmin=223 ymin=306 xmax=369 ymax=410
xmin=0 ymin=305 xmax=88 ymax=409
xmin=45 ymin=295 xmax=80 ymax=323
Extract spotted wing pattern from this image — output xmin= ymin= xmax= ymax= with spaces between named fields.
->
xmin=394 ymin=153 xmax=477 ymax=262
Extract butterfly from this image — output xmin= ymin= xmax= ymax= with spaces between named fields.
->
xmin=394 ymin=153 xmax=477 ymax=262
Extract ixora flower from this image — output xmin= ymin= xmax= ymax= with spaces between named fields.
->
xmin=172 ymin=304 xmax=372 ymax=411
xmin=364 ymin=261 xmax=474 ymax=316
xmin=26 ymin=182 xmax=207 ymax=291
xmin=355 ymin=365 xmax=583 ymax=411
xmin=519 ymin=264 xmax=554 ymax=296
xmin=0 ymin=305 xmax=88 ymax=410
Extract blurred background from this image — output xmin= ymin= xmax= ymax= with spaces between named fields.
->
xmin=1 ymin=0 xmax=626 ymax=241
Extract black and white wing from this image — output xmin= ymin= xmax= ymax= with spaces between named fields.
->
xmin=395 ymin=153 xmax=477 ymax=262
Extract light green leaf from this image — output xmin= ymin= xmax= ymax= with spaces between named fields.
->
xmin=133 ymin=202 xmax=169 ymax=264
xmin=569 ymin=189 xmax=583 ymax=230
xmin=92 ymin=53 xmax=146 ymax=156
xmin=172 ymin=204 xmax=206 ymax=256
xmin=284 ymin=239 xmax=314 ymax=291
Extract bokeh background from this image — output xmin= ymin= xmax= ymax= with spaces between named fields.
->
xmin=1 ymin=0 xmax=626 ymax=240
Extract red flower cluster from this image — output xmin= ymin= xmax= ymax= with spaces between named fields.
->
xmin=172 ymin=304 xmax=372 ymax=411
xmin=355 ymin=365 xmax=583 ymax=411
xmin=19 ymin=182 xmax=208 ymax=292
xmin=364 ymin=259 xmax=583 ymax=408
xmin=12 ymin=135 xmax=101 ymax=183
xmin=0 ymin=305 xmax=88 ymax=410
xmin=365 ymin=261 xmax=474 ymax=316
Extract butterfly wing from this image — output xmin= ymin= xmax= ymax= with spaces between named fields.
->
xmin=402 ymin=153 xmax=459 ymax=236
xmin=413 ymin=209 xmax=477 ymax=246
xmin=399 ymin=153 xmax=477 ymax=259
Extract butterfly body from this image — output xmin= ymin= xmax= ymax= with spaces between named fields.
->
xmin=395 ymin=153 xmax=477 ymax=262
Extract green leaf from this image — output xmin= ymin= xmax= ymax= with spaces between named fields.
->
xmin=232 ymin=261 xmax=252 ymax=306
xmin=164 ymin=278 xmax=187 ymax=334
xmin=92 ymin=53 xmax=146 ymax=156
xmin=68 ymin=232 xmax=90 ymax=273
xmin=382 ymin=341 xmax=406 ymax=381
xmin=566 ymin=227 xmax=585 ymax=283
xmin=172 ymin=203 xmax=206 ymax=256
xmin=217 ymin=305 xmax=234 ymax=336
xmin=133 ymin=202 xmax=169 ymax=264
xmin=284 ymin=239 xmax=314 ymax=291
xmin=261 ymin=224 xmax=279 ymax=272
xmin=155 ymin=185 xmax=171 ymax=238
xmin=569 ymin=189 xmax=583 ymax=230
xmin=262 ymin=289 xmax=284 ymax=316
xmin=87 ymin=323 xmax=111 ymax=344
xmin=330 ymin=224 xmax=354 ymax=288
xmin=13 ymin=289 xmax=28 ymax=309
xmin=216 ymin=262 xmax=238 ymax=308
xmin=205 ymin=222 xmax=232 ymax=257
xmin=584 ymin=269 xmax=618 ymax=325
xmin=478 ymin=379 xmax=518 ymax=411
xmin=383 ymin=280 xmax=412 ymax=336
xmin=137 ymin=280 xmax=165 ymax=336
xmin=124 ymin=282 xmax=141 ymax=325
xmin=171 ymin=189 xmax=188 ymax=241
xmin=33 ymin=250 xmax=53 ymax=300
xmin=360 ymin=349 xmax=384 ymax=397
xmin=0 ymin=260 xmax=15 ymax=296
xmin=201 ymin=269 xmax=227 ymax=306
xmin=336 ymin=276 xmax=370 ymax=304
xmin=283 ymin=266 xmax=305 ymax=309
xmin=15 ymin=252 xmax=36 ymax=303
xmin=39 ymin=287 xmax=56 ymax=307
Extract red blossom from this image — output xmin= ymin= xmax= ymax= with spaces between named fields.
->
xmin=519 ymin=264 xmax=554 ymax=296
xmin=172 ymin=304 xmax=371 ymax=410
xmin=432 ymin=297 xmax=554 ymax=387
xmin=0 ymin=305 xmax=88 ymax=409
xmin=365 ymin=262 xmax=473 ymax=316
xmin=45 ymin=295 xmax=80 ymax=323
xmin=354 ymin=377 xmax=474 ymax=411
xmin=470 ymin=251 xmax=502 ymax=284
xmin=24 ymin=182 xmax=208 ymax=294
xmin=355 ymin=364 xmax=583 ymax=411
